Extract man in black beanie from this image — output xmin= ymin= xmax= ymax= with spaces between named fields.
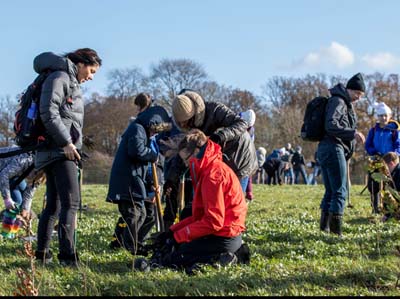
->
xmin=316 ymin=73 xmax=366 ymax=237
xmin=346 ymin=72 xmax=366 ymax=93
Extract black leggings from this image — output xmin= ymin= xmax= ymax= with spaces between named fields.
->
xmin=37 ymin=160 xmax=80 ymax=256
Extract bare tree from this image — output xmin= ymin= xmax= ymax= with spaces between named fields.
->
xmin=149 ymin=58 xmax=208 ymax=106
xmin=84 ymin=96 xmax=136 ymax=156
xmin=107 ymin=67 xmax=147 ymax=101
xmin=0 ymin=95 xmax=18 ymax=146
xmin=221 ymin=89 xmax=265 ymax=113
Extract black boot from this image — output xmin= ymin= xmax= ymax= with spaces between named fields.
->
xmin=328 ymin=213 xmax=343 ymax=236
xmin=372 ymin=193 xmax=380 ymax=214
xmin=35 ymin=249 xmax=53 ymax=265
xmin=234 ymin=243 xmax=251 ymax=265
xmin=319 ymin=210 xmax=330 ymax=232
xmin=57 ymin=252 xmax=80 ymax=267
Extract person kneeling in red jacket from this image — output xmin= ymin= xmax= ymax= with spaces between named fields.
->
xmin=148 ymin=129 xmax=249 ymax=272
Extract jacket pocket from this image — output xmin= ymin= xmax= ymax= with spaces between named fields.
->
xmin=129 ymin=175 xmax=147 ymax=202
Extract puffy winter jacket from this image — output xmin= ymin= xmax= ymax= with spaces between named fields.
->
xmin=33 ymin=52 xmax=83 ymax=170
xmin=170 ymin=140 xmax=247 ymax=243
xmin=187 ymin=101 xmax=258 ymax=178
xmin=365 ymin=120 xmax=400 ymax=156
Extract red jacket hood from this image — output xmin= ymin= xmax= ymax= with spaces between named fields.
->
xmin=189 ymin=139 xmax=222 ymax=184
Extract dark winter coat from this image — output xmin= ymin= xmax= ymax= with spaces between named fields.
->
xmin=262 ymin=158 xmax=285 ymax=184
xmin=106 ymin=106 xmax=171 ymax=204
xmin=192 ymin=102 xmax=258 ymax=179
xmin=33 ymin=52 xmax=83 ymax=170
xmin=291 ymin=151 xmax=305 ymax=170
xmin=320 ymin=83 xmax=357 ymax=160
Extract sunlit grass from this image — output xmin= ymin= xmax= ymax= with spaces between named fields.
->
xmin=0 ymin=184 xmax=399 ymax=296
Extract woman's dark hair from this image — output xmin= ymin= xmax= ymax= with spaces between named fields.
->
xmin=178 ymin=129 xmax=208 ymax=154
xmin=65 ymin=48 xmax=102 ymax=66
xmin=134 ymin=93 xmax=152 ymax=110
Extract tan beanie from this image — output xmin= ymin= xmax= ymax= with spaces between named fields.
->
xmin=172 ymin=95 xmax=195 ymax=122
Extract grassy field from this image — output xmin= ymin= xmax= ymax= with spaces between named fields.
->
xmin=1 ymin=183 xmax=399 ymax=296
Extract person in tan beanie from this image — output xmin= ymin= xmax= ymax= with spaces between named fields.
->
xmin=170 ymin=89 xmax=257 ymax=191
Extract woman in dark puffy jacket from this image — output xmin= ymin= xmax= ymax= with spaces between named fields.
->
xmin=34 ymin=48 xmax=102 ymax=266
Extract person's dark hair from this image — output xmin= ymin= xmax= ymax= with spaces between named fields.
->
xmin=65 ymin=48 xmax=102 ymax=66
xmin=178 ymin=129 xmax=208 ymax=155
xmin=178 ymin=88 xmax=197 ymax=95
xmin=134 ymin=93 xmax=152 ymax=110
xmin=383 ymin=151 xmax=399 ymax=164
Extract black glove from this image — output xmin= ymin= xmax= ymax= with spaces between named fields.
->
xmin=154 ymin=229 xmax=173 ymax=247
xmin=165 ymin=236 xmax=178 ymax=247
xmin=209 ymin=133 xmax=222 ymax=145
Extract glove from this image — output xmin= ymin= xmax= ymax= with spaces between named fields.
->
xmin=166 ymin=236 xmax=178 ymax=247
xmin=4 ymin=198 xmax=16 ymax=210
xmin=154 ymin=229 xmax=173 ymax=247
xmin=209 ymin=133 xmax=222 ymax=145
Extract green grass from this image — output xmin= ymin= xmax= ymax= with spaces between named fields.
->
xmin=1 ymin=184 xmax=400 ymax=296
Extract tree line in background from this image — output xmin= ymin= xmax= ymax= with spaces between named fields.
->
xmin=1 ymin=58 xmax=400 ymax=184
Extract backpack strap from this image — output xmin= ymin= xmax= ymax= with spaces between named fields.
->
xmin=0 ymin=143 xmax=45 ymax=159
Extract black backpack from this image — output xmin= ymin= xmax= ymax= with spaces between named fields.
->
xmin=13 ymin=72 xmax=52 ymax=147
xmin=300 ymin=96 xmax=328 ymax=142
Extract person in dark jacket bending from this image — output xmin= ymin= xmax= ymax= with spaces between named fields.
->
xmin=171 ymin=90 xmax=258 ymax=190
xmin=106 ymin=106 xmax=171 ymax=256
xmin=34 ymin=49 xmax=102 ymax=266
xmin=317 ymin=73 xmax=366 ymax=236
xmin=262 ymin=158 xmax=289 ymax=185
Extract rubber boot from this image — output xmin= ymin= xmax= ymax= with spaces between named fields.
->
xmin=328 ymin=213 xmax=343 ymax=236
xmin=319 ymin=210 xmax=330 ymax=232
xmin=372 ymin=193 xmax=380 ymax=214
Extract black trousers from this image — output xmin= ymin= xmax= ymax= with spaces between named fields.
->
xmin=117 ymin=201 xmax=146 ymax=254
xmin=367 ymin=171 xmax=381 ymax=213
xmin=37 ymin=160 xmax=80 ymax=256
xmin=163 ymin=234 xmax=242 ymax=268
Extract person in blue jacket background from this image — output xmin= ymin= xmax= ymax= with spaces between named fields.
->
xmin=365 ymin=102 xmax=400 ymax=214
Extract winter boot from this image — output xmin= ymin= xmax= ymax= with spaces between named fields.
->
xmin=58 ymin=252 xmax=80 ymax=267
xmin=372 ymin=193 xmax=380 ymax=214
xmin=218 ymin=252 xmax=238 ymax=266
xmin=133 ymin=257 xmax=150 ymax=272
xmin=319 ymin=210 xmax=330 ymax=232
xmin=35 ymin=249 xmax=53 ymax=265
xmin=328 ymin=213 xmax=343 ymax=236
xmin=234 ymin=243 xmax=251 ymax=265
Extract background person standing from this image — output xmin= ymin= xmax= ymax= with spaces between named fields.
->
xmin=317 ymin=73 xmax=366 ymax=236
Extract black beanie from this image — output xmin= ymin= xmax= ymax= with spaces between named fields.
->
xmin=346 ymin=73 xmax=365 ymax=92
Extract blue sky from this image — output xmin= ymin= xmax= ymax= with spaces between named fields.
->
xmin=1 ymin=0 xmax=399 ymax=100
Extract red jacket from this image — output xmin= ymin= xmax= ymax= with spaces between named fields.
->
xmin=170 ymin=139 xmax=247 ymax=243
